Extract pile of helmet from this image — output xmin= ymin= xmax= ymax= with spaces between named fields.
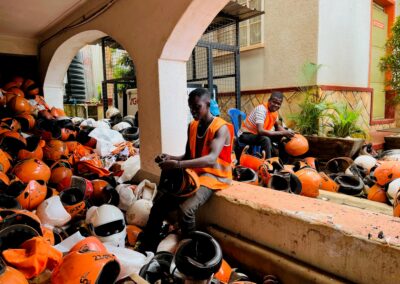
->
xmin=233 ymin=138 xmax=400 ymax=218
xmin=0 ymin=77 xmax=159 ymax=283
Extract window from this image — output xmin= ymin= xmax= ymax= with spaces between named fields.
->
xmin=238 ymin=0 xmax=264 ymax=48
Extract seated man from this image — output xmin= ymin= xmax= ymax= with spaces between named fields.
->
xmin=138 ymin=88 xmax=233 ymax=252
xmin=238 ymin=91 xmax=294 ymax=160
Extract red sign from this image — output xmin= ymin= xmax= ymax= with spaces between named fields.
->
xmin=373 ymin=20 xmax=385 ymax=29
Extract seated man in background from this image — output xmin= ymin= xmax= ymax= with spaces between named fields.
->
xmin=238 ymin=91 xmax=294 ymax=160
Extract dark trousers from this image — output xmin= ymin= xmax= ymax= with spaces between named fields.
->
xmin=238 ymin=132 xmax=289 ymax=163
xmin=140 ymin=186 xmax=213 ymax=252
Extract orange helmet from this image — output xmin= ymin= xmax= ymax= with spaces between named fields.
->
xmin=283 ymin=164 xmax=295 ymax=173
xmin=0 ymin=149 xmax=11 ymax=173
xmin=373 ymin=161 xmax=400 ymax=186
xmin=58 ymin=175 xmax=93 ymax=198
xmin=70 ymin=236 xmax=107 ymax=254
xmin=233 ymin=166 xmax=258 ymax=185
xmin=51 ymin=250 xmax=120 ymax=284
xmin=12 ymin=158 xmax=51 ymax=183
xmin=293 ymin=161 xmax=310 ymax=172
xmin=17 ymin=136 xmax=45 ymax=160
xmin=0 ymin=257 xmax=28 ymax=284
xmin=8 ymin=87 xmax=24 ymax=98
xmin=49 ymin=160 xmax=73 ymax=185
xmin=60 ymin=128 xmax=77 ymax=141
xmin=325 ymin=157 xmax=353 ymax=174
xmin=264 ymin=157 xmax=284 ymax=172
xmin=0 ymin=130 xmax=27 ymax=155
xmin=334 ymin=174 xmax=364 ymax=196
xmin=22 ymin=79 xmax=39 ymax=98
xmin=43 ymin=139 xmax=69 ymax=161
xmin=65 ymin=141 xmax=79 ymax=152
xmin=59 ymin=187 xmax=87 ymax=219
xmin=90 ymin=179 xmax=119 ymax=206
xmin=258 ymin=163 xmax=272 ymax=186
xmin=50 ymin=107 xmax=66 ymax=118
xmin=126 ymin=225 xmax=142 ymax=246
xmin=159 ymin=168 xmax=200 ymax=197
xmin=15 ymin=114 xmax=35 ymax=132
xmin=8 ymin=96 xmax=31 ymax=115
xmin=304 ymin=157 xmax=319 ymax=171
xmin=368 ymin=184 xmax=388 ymax=203
xmin=4 ymin=179 xmax=47 ymax=210
xmin=214 ymin=259 xmax=232 ymax=283
xmin=284 ymin=134 xmax=309 ymax=157
xmin=319 ymin=172 xmax=339 ymax=192
xmin=267 ymin=172 xmax=302 ymax=194
xmin=295 ymin=168 xmax=321 ymax=198
xmin=239 ymin=145 xmax=266 ymax=171
xmin=0 ymin=117 xmax=21 ymax=132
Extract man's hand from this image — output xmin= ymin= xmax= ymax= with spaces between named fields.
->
xmin=155 ymin=153 xmax=171 ymax=164
xmin=158 ymin=160 xmax=179 ymax=170
xmin=281 ymin=129 xmax=295 ymax=138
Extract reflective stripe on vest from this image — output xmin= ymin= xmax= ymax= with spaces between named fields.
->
xmin=189 ymin=117 xmax=233 ymax=190
xmin=242 ymin=103 xmax=278 ymax=134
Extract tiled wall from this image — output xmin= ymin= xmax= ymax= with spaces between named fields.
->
xmin=219 ymin=87 xmax=396 ymax=139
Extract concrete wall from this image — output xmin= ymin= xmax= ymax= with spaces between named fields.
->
xmin=240 ymin=0 xmax=319 ymax=90
xmin=0 ymin=34 xmax=38 ymax=55
xmin=317 ymin=0 xmax=371 ymax=87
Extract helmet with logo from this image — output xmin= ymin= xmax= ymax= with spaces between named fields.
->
xmin=284 ymin=134 xmax=309 ymax=157
xmin=49 ymin=160 xmax=73 ymax=185
xmin=319 ymin=172 xmax=339 ymax=192
xmin=36 ymin=195 xmax=71 ymax=229
xmin=87 ymin=204 xmax=127 ymax=247
xmin=51 ymin=250 xmax=120 ymax=284
xmin=4 ymin=179 xmax=47 ymax=210
xmin=43 ymin=139 xmax=69 ymax=161
xmin=159 ymin=168 xmax=200 ymax=198
xmin=70 ymin=236 xmax=107 ymax=254
xmin=233 ymin=166 xmax=258 ymax=185
xmin=59 ymin=187 xmax=87 ymax=219
xmin=239 ymin=146 xmax=266 ymax=172
xmin=12 ymin=158 xmax=51 ymax=183
xmin=17 ymin=136 xmax=45 ymax=161
xmin=295 ymin=168 xmax=322 ymax=198
xmin=172 ymin=231 xmax=222 ymax=280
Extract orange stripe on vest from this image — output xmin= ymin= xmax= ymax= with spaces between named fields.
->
xmin=189 ymin=117 xmax=233 ymax=190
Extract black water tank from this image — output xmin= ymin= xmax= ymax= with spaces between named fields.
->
xmin=65 ymin=53 xmax=86 ymax=104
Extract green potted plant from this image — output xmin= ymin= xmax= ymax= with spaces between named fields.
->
xmin=291 ymin=63 xmax=365 ymax=160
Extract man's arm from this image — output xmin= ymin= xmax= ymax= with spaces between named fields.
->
xmin=256 ymin=123 xmax=293 ymax=138
xmin=158 ymin=125 xmax=229 ymax=170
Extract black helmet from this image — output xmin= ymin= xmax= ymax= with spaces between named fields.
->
xmin=139 ymin=251 xmax=175 ymax=283
xmin=173 ymin=231 xmax=222 ymax=280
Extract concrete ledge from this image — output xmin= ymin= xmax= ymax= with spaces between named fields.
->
xmin=198 ymin=182 xmax=400 ymax=284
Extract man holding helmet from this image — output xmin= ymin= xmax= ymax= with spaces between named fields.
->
xmin=138 ymin=88 xmax=233 ymax=252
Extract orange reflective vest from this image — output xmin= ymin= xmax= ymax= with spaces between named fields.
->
xmin=189 ymin=117 xmax=233 ymax=190
xmin=242 ymin=103 xmax=278 ymax=134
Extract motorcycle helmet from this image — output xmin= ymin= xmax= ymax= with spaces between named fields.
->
xmin=59 ymin=187 xmax=87 ymax=219
xmin=49 ymin=160 xmax=73 ymax=185
xmin=8 ymin=96 xmax=31 ymax=115
xmin=4 ymin=179 xmax=47 ymax=210
xmin=354 ymin=155 xmax=377 ymax=174
xmin=233 ymin=166 xmax=258 ymax=185
xmin=159 ymin=168 xmax=200 ymax=198
xmin=284 ymin=134 xmax=309 ymax=157
xmin=0 ymin=118 xmax=21 ymax=132
xmin=90 ymin=179 xmax=119 ymax=206
xmin=319 ymin=172 xmax=339 ymax=192
xmin=239 ymin=145 xmax=265 ymax=172
xmin=43 ymin=139 xmax=69 ymax=161
xmin=17 ymin=136 xmax=45 ymax=160
xmin=15 ymin=114 xmax=35 ymax=132
xmin=367 ymin=184 xmax=388 ymax=203
xmin=36 ymin=195 xmax=71 ymax=229
xmin=0 ymin=257 xmax=28 ymax=284
xmin=12 ymin=158 xmax=51 ymax=183
xmin=295 ymin=168 xmax=322 ymax=198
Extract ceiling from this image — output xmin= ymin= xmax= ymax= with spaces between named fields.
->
xmin=0 ymin=0 xmax=88 ymax=38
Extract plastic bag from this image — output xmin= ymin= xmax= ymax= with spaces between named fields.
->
xmin=135 ymin=179 xmax=157 ymax=201
xmin=89 ymin=127 xmax=125 ymax=157
xmin=115 ymin=184 xmax=137 ymax=211
xmin=117 ymin=155 xmax=140 ymax=183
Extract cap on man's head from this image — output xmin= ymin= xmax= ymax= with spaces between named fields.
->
xmin=270 ymin=91 xmax=284 ymax=100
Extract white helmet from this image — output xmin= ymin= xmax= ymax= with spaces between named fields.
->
xmin=387 ymin=178 xmax=400 ymax=205
xmin=95 ymin=119 xmax=111 ymax=129
xmin=115 ymin=184 xmax=137 ymax=211
xmin=126 ymin=199 xmax=153 ymax=227
xmin=87 ymin=204 xmax=127 ymax=247
xmin=36 ymin=196 xmax=71 ymax=229
xmin=80 ymin=118 xmax=96 ymax=129
xmin=135 ymin=179 xmax=157 ymax=201
xmin=354 ymin=155 xmax=377 ymax=173
xmin=106 ymin=107 xmax=121 ymax=119
xmin=112 ymin=122 xmax=131 ymax=132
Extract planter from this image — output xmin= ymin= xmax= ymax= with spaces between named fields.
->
xmin=384 ymin=135 xmax=400 ymax=150
xmin=304 ymin=135 xmax=365 ymax=161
